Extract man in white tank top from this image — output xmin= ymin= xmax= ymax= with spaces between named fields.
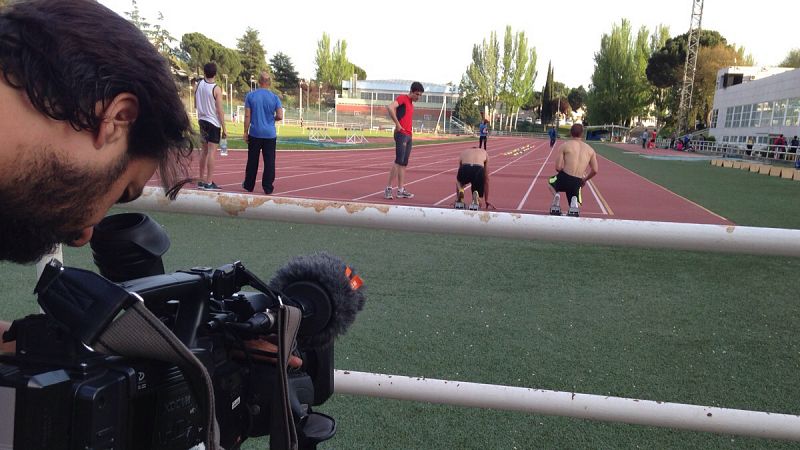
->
xmin=195 ymin=62 xmax=227 ymax=190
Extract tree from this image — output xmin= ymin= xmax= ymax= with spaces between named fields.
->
xmin=587 ymin=19 xmax=651 ymax=126
xmin=149 ymin=11 xmax=188 ymax=72
xmin=646 ymin=29 xmax=753 ymax=128
xmin=646 ymin=30 xmax=727 ymax=89
xmin=330 ymin=39 xmax=353 ymax=88
xmin=462 ymin=31 xmax=500 ymax=121
xmin=124 ymin=0 xmax=152 ymax=39
xmin=779 ymin=48 xmax=800 ymax=68
xmin=181 ymin=33 xmax=242 ymax=87
xmin=497 ymin=26 xmax=538 ymax=130
xmin=314 ymin=33 xmax=332 ymax=86
xmin=314 ymin=33 xmax=361 ymax=89
xmin=460 ymin=27 xmax=536 ymax=129
xmin=648 ymin=25 xmax=671 ymax=127
xmin=270 ymin=52 xmax=299 ymax=93
xmin=353 ymin=64 xmax=367 ymax=81
xmin=237 ymin=27 xmax=269 ymax=93
xmin=453 ymin=92 xmax=482 ymax=126
xmin=123 ymin=3 xmax=188 ymax=74
xmin=567 ymin=86 xmax=587 ymax=112
xmin=540 ymin=62 xmax=555 ymax=124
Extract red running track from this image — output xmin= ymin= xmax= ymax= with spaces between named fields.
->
xmin=151 ymin=137 xmax=731 ymax=225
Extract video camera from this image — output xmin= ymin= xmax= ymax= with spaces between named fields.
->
xmin=0 ymin=213 xmax=365 ymax=450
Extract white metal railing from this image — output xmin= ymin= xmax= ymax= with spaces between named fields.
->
xmin=650 ymin=138 xmax=799 ymax=164
xmin=124 ymin=188 xmax=800 ymax=258
xmin=335 ymin=370 xmax=800 ymax=441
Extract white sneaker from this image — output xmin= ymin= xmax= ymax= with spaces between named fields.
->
xmin=550 ymin=193 xmax=561 ymax=215
xmin=469 ymin=190 xmax=480 ymax=210
xmin=568 ymin=196 xmax=580 ymax=217
xmin=397 ymin=188 xmax=414 ymax=199
xmin=384 ymin=186 xmax=393 ymax=199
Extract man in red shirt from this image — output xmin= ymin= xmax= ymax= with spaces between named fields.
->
xmin=385 ymin=81 xmax=424 ymax=199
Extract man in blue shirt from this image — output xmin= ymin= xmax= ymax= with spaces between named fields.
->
xmin=478 ymin=119 xmax=489 ymax=149
xmin=243 ymin=72 xmax=283 ymax=194
xmin=548 ymin=126 xmax=557 ymax=148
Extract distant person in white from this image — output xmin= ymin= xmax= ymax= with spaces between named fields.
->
xmin=195 ymin=62 xmax=227 ymax=190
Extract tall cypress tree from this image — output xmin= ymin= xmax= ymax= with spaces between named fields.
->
xmin=541 ymin=62 xmax=554 ymax=124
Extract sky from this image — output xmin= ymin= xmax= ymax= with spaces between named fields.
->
xmin=99 ymin=0 xmax=796 ymax=90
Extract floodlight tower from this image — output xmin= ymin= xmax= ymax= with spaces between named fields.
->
xmin=677 ymin=0 xmax=704 ymax=134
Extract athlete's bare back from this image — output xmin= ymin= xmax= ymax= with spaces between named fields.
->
xmin=556 ymin=139 xmax=597 ymax=178
xmin=459 ymin=147 xmax=488 ymax=165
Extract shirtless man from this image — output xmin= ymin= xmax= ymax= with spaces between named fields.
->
xmin=455 ymin=146 xmax=490 ymax=210
xmin=548 ymin=123 xmax=598 ymax=217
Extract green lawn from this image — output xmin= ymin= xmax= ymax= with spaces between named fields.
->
xmin=1 ymin=145 xmax=798 ymax=449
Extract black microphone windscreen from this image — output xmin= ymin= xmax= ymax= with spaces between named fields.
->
xmin=268 ymin=252 xmax=365 ymax=348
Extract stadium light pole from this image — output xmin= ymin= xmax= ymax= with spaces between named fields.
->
xmin=317 ymin=80 xmax=321 ymax=121
xmin=222 ymin=74 xmax=229 ymax=119
xmin=299 ymin=81 xmax=303 ymax=123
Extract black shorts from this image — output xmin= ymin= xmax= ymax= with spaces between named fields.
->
xmin=199 ymin=120 xmax=221 ymax=144
xmin=548 ymin=170 xmax=582 ymax=204
xmin=394 ymin=131 xmax=412 ymax=166
xmin=457 ymin=164 xmax=485 ymax=196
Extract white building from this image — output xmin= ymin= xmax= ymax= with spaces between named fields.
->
xmin=709 ymin=66 xmax=800 ymax=146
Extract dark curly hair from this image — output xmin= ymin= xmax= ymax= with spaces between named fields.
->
xmin=0 ymin=0 xmax=193 ymax=197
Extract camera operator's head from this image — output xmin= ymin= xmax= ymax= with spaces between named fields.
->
xmin=0 ymin=0 xmax=194 ymax=264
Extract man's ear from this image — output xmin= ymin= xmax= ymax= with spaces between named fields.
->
xmin=94 ymin=93 xmax=139 ymax=149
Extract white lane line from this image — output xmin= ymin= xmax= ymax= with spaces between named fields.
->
xmin=583 ymin=178 xmax=608 ymax=215
xmin=432 ymin=141 xmax=546 ymax=206
xmin=516 ymin=142 xmax=559 ymax=210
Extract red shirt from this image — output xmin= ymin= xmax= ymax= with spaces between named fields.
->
xmin=395 ymin=94 xmax=414 ymax=136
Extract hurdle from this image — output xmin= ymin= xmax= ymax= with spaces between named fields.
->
xmin=128 ymin=187 xmax=800 ymax=260
xmin=344 ymin=126 xmax=368 ymax=144
xmin=308 ymin=126 xmax=334 ymax=142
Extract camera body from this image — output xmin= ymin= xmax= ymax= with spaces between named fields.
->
xmin=0 ymin=213 xmax=362 ymax=450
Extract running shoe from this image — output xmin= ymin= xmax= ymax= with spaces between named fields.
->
xmin=568 ymin=196 xmax=580 ymax=217
xmin=384 ymin=186 xmax=393 ymax=199
xmin=396 ymin=188 xmax=414 ymax=199
xmin=197 ymin=181 xmax=207 ymax=190
xmin=469 ymin=191 xmax=480 ymax=210
xmin=204 ymin=181 xmax=222 ymax=191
